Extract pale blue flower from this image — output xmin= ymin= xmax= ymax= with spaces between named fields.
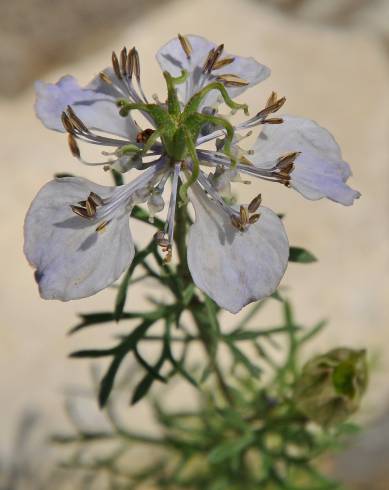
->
xmin=25 ymin=35 xmax=359 ymax=313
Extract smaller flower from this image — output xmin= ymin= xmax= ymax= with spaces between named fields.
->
xmin=25 ymin=35 xmax=360 ymax=313
xmin=294 ymin=348 xmax=368 ymax=427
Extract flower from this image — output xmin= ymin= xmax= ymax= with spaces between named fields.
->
xmin=25 ymin=35 xmax=360 ymax=313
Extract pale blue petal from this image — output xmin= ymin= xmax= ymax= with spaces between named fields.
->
xmin=187 ymin=183 xmax=289 ymax=314
xmin=251 ymin=115 xmax=360 ymax=206
xmin=35 ymin=74 xmax=137 ymax=139
xmin=156 ymin=35 xmax=270 ymax=105
xmin=24 ymin=177 xmax=134 ymax=301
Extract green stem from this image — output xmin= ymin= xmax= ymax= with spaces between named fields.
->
xmin=173 ymin=187 xmax=235 ymax=406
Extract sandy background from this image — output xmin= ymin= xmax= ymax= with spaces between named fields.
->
xmin=1 ymin=0 xmax=388 ymax=487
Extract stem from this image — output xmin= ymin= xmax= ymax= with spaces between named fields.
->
xmin=173 ymin=186 xmax=235 ymax=406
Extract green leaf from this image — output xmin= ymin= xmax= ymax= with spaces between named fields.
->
xmin=300 ymin=319 xmax=328 ymax=344
xmin=283 ymin=300 xmax=294 ymax=327
xmin=134 ymin=347 xmax=167 ymax=383
xmin=226 ymin=325 xmax=295 ymax=341
xmin=69 ymin=308 xmax=166 ymax=334
xmin=98 ymin=319 xmax=155 ymax=407
xmin=163 ymin=315 xmax=198 ymax=387
xmin=271 ymin=290 xmax=284 ymax=302
xmin=226 ymin=341 xmax=261 ymax=376
xmin=233 ymin=300 xmax=268 ymax=330
xmin=69 ymin=348 xmax=116 ymax=358
xmin=99 ymin=353 xmax=126 ymax=407
xmin=208 ymin=433 xmax=254 ymax=464
xmin=69 ymin=312 xmax=135 ymax=334
xmin=114 ymin=242 xmax=156 ymax=322
xmin=199 ymin=363 xmax=213 ymax=384
xmin=182 ymin=283 xmax=196 ymax=306
xmin=289 ymin=246 xmax=317 ymax=263
xmin=131 ymin=352 xmax=166 ymax=405
xmin=204 ymin=295 xmax=221 ymax=336
xmin=131 ymin=373 xmax=156 ymax=406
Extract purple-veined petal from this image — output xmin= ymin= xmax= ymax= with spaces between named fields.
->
xmin=35 ymin=75 xmax=138 ymax=139
xmin=187 ymin=183 xmax=289 ymax=314
xmin=251 ymin=115 xmax=360 ymax=205
xmin=24 ymin=177 xmax=134 ymax=301
xmin=156 ymin=35 xmax=270 ymax=105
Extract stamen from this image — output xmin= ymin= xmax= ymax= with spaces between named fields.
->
xmin=249 ymin=214 xmax=260 ymax=224
xmin=277 ymin=152 xmax=300 ymax=170
xmin=120 ymin=47 xmax=128 ymax=77
xmin=248 ymin=193 xmax=262 ymax=213
xmin=136 ymin=128 xmax=155 ymax=144
xmin=256 ymin=96 xmax=286 ymax=119
xmin=231 ymin=199 xmax=262 ymax=231
xmin=62 ymin=107 xmax=133 ymax=148
xmin=104 ymin=161 xmax=168 ymax=218
xmin=99 ymin=71 xmax=113 ymax=85
xmin=203 ymin=43 xmax=224 ymax=73
xmin=154 ymin=230 xmax=170 ymax=248
xmin=178 ymin=33 xmax=192 ymax=59
xmin=262 ymin=118 xmax=283 ymax=125
xmin=197 ymin=172 xmax=234 ymax=216
xmin=88 ymin=192 xmax=105 ymax=207
xmin=96 ymin=220 xmax=110 ymax=233
xmin=216 ymin=74 xmax=249 ymax=87
xmin=202 ymin=48 xmax=215 ymax=74
xmin=130 ymin=47 xmax=141 ymax=82
xmin=85 ymin=197 xmax=97 ymax=217
xmin=157 ymin=164 xmax=179 ymax=262
xmin=112 ymin=51 xmax=122 ymax=80
xmin=266 ymin=91 xmax=278 ymax=108
xmin=231 ymin=214 xmax=242 ymax=230
xmin=70 ymin=205 xmax=90 ymax=218
xmin=238 ymin=93 xmax=286 ymax=130
xmin=212 ymin=57 xmax=235 ymax=70
xmin=127 ymin=48 xmax=135 ymax=79
xmin=66 ymin=105 xmax=88 ymax=132
xmin=67 ymin=134 xmax=80 ymax=158
xmin=70 ymin=191 xmax=105 ymax=219
xmin=240 ymin=205 xmax=249 ymax=225
xmin=127 ymin=46 xmax=148 ymax=103
xmin=61 ymin=112 xmax=75 ymax=134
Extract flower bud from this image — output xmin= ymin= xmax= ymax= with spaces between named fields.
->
xmin=294 ymin=348 xmax=368 ymax=428
xmin=147 ymin=191 xmax=165 ymax=216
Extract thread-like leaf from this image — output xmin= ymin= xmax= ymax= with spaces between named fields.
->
xmin=114 ymin=242 xmax=156 ymax=322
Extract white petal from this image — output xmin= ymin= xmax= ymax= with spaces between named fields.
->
xmin=24 ymin=177 xmax=134 ymax=301
xmin=251 ymin=115 xmax=360 ymax=205
xmin=187 ymin=184 xmax=289 ymax=314
xmin=156 ymin=35 xmax=270 ymax=104
xmin=35 ymin=75 xmax=138 ymax=139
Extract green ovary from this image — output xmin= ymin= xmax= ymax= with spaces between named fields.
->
xmin=117 ymin=70 xmax=248 ymax=195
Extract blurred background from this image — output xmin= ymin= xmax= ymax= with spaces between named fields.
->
xmin=1 ymin=0 xmax=388 ymax=488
